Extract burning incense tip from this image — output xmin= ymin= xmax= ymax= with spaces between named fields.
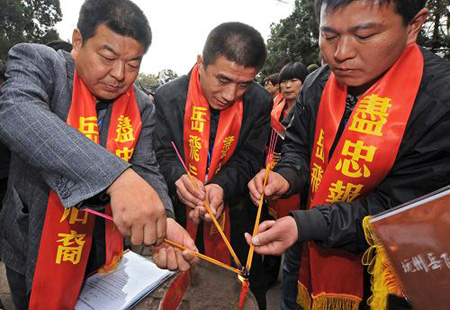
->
xmin=238 ymin=276 xmax=250 ymax=310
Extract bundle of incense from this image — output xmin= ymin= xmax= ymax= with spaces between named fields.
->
xmin=170 ymin=141 xmax=243 ymax=269
xmin=246 ymin=128 xmax=279 ymax=274
xmin=83 ymin=208 xmax=242 ymax=275
xmin=164 ymin=239 xmax=242 ymax=275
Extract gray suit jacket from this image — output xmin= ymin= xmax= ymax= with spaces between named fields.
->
xmin=0 ymin=43 xmax=173 ymax=291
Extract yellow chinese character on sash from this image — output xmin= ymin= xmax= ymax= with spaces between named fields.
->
xmin=191 ymin=106 xmax=208 ymax=133
xmin=349 ymin=94 xmax=392 ymax=136
xmin=116 ymin=147 xmax=134 ymax=162
xmin=336 ymin=140 xmax=377 ymax=178
xmin=326 ymin=180 xmax=364 ymax=203
xmin=188 ymin=135 xmax=202 ymax=162
xmin=79 ymin=116 xmax=99 ymax=143
xmin=115 ymin=115 xmax=135 ymax=143
xmin=315 ymin=129 xmax=325 ymax=162
xmin=310 ymin=163 xmax=324 ymax=193
xmin=189 ymin=163 xmax=198 ymax=176
xmin=220 ymin=136 xmax=235 ymax=158
xmin=60 ymin=208 xmax=88 ymax=225
xmin=56 ymin=230 xmax=86 ymax=265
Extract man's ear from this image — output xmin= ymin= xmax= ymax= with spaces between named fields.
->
xmin=71 ymin=29 xmax=83 ymax=60
xmin=196 ymin=55 xmax=204 ymax=72
xmin=406 ymin=8 xmax=429 ymax=44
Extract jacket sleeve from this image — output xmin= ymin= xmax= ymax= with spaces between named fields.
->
xmin=290 ymin=99 xmax=450 ymax=254
xmin=0 ymin=43 xmax=129 ymax=208
xmin=129 ymin=90 xmax=174 ymax=218
xmin=209 ymin=86 xmax=272 ymax=203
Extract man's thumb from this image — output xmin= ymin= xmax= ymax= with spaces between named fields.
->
xmin=252 ymin=230 xmax=273 ymax=246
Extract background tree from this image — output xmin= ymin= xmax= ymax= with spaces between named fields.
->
xmin=135 ymin=72 xmax=159 ymax=94
xmin=0 ymin=0 xmax=62 ymax=60
xmin=262 ymin=0 xmax=319 ymax=79
xmin=418 ymin=0 xmax=450 ymax=59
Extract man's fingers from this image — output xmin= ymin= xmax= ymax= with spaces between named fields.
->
xmin=175 ymin=249 xmax=190 ymax=272
xmin=182 ymin=250 xmax=199 ymax=264
xmin=176 ymin=187 xmax=199 ymax=209
xmin=257 ymin=220 xmax=276 ymax=234
xmin=143 ymin=223 xmax=156 ymax=246
xmin=155 ymin=217 xmax=167 ymax=246
xmin=130 ymin=224 xmax=144 ymax=245
xmin=166 ymin=247 xmax=178 ymax=270
xmin=154 ymin=248 xmax=167 ymax=269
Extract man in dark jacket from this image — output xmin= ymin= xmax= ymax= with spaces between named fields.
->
xmin=248 ymin=0 xmax=450 ymax=309
xmin=154 ymin=22 xmax=272 ymax=309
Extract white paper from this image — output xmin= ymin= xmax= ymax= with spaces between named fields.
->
xmin=75 ymin=251 xmax=174 ymax=310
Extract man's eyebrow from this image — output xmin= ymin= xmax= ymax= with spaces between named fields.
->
xmin=321 ymin=22 xmax=382 ymax=33
xmin=101 ymin=44 xmax=118 ymax=56
xmin=100 ymin=44 xmax=143 ymax=61
xmin=349 ymin=22 xmax=382 ymax=31
xmin=216 ymin=73 xmax=232 ymax=81
xmin=320 ymin=26 xmax=338 ymax=34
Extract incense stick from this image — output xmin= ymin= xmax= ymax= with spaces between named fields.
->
xmin=245 ymin=162 xmax=271 ymax=273
xmin=170 ymin=141 xmax=243 ymax=269
xmin=164 ymin=239 xmax=242 ymax=274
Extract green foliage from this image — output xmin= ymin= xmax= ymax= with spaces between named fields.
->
xmin=0 ymin=0 xmax=62 ymax=60
xmin=135 ymin=72 xmax=159 ymax=94
xmin=262 ymin=0 xmax=319 ymax=78
xmin=418 ymin=0 xmax=450 ymax=60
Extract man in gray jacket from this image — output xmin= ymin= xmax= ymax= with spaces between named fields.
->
xmin=0 ymin=0 xmax=196 ymax=308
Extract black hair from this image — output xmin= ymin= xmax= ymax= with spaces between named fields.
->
xmin=46 ymin=40 xmax=73 ymax=53
xmin=203 ymin=22 xmax=267 ymax=70
xmin=264 ymin=73 xmax=280 ymax=85
xmin=77 ymin=0 xmax=152 ymax=52
xmin=279 ymin=62 xmax=309 ymax=84
xmin=314 ymin=0 xmax=427 ymax=25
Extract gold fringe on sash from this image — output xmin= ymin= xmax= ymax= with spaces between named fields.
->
xmin=311 ymin=293 xmax=360 ymax=310
xmin=297 ymin=281 xmax=312 ymax=310
xmin=97 ymin=251 xmax=124 ymax=274
xmin=362 ymin=216 xmax=403 ymax=310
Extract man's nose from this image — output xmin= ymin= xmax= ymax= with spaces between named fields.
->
xmin=110 ymin=61 xmax=125 ymax=82
xmin=222 ymin=84 xmax=238 ymax=102
xmin=334 ymin=36 xmax=356 ymax=62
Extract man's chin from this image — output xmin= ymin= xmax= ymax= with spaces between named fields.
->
xmin=93 ymin=89 xmax=125 ymax=101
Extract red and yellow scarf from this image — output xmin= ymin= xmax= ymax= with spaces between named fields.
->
xmin=29 ymin=72 xmax=142 ymax=309
xmin=298 ymin=44 xmax=423 ymax=310
xmin=183 ymin=64 xmax=243 ymax=265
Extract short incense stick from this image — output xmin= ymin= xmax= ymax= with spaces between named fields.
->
xmin=164 ymin=239 xmax=242 ymax=275
xmin=170 ymin=141 xmax=243 ymax=269
xmin=245 ymin=162 xmax=271 ymax=273
xmin=83 ymin=208 xmax=241 ymax=275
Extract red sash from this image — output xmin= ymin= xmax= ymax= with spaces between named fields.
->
xmin=270 ymin=96 xmax=286 ymax=129
xmin=183 ymin=64 xmax=243 ymax=265
xmin=299 ymin=44 xmax=423 ymax=309
xmin=273 ymin=93 xmax=284 ymax=109
xmin=29 ymin=72 xmax=142 ymax=310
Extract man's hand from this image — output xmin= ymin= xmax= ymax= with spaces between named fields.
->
xmin=248 ymin=169 xmax=290 ymax=206
xmin=153 ymin=218 xmax=199 ymax=272
xmin=203 ymin=184 xmax=224 ymax=222
xmin=244 ymin=216 xmax=298 ymax=255
xmin=107 ymin=168 xmax=167 ymax=246
xmin=175 ymin=174 xmax=205 ymax=209
xmin=187 ymin=184 xmax=224 ymax=224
